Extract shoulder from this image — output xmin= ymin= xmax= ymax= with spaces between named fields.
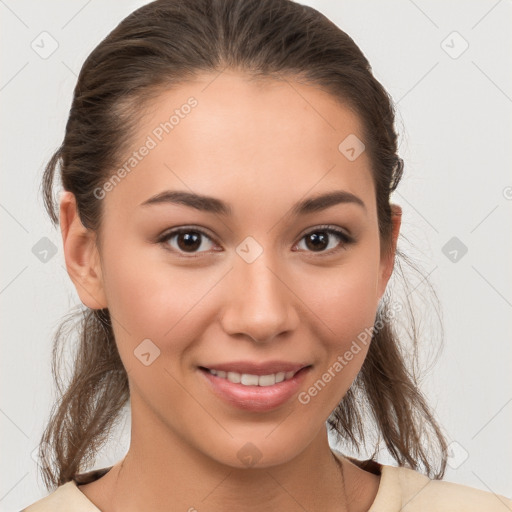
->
xmin=20 ymin=481 xmax=99 ymax=512
xmin=372 ymin=463 xmax=512 ymax=512
xmin=19 ymin=470 xmax=109 ymax=512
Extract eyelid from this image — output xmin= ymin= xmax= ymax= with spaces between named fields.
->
xmin=296 ymin=224 xmax=353 ymax=243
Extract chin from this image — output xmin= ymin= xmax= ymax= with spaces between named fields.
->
xmin=199 ymin=429 xmax=317 ymax=470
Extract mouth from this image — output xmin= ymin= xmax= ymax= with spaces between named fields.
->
xmin=200 ymin=367 xmax=301 ymax=386
xmin=198 ymin=362 xmax=312 ymax=411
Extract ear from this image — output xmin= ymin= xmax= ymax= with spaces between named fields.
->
xmin=376 ymin=203 xmax=402 ymax=300
xmin=59 ymin=191 xmax=107 ymax=309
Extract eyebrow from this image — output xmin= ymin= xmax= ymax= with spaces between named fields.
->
xmin=139 ymin=189 xmax=366 ymax=216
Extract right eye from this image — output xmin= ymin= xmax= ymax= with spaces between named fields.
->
xmin=157 ymin=227 xmax=221 ymax=257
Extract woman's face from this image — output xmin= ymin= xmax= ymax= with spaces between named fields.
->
xmin=65 ymin=71 xmax=399 ymax=468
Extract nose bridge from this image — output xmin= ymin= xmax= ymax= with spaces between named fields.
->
xmin=220 ymin=242 xmax=297 ymax=343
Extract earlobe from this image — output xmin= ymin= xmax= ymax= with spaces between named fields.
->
xmin=377 ymin=203 xmax=402 ymax=299
xmin=59 ymin=191 xmax=107 ymax=309
xmin=390 ymin=204 xmax=402 ymax=254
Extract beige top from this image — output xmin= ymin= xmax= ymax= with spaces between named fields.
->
xmin=21 ymin=453 xmax=512 ymax=511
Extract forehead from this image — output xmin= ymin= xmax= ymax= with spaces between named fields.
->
xmin=102 ymin=71 xmax=375 ymax=221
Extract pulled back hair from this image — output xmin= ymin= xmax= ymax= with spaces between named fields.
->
xmin=39 ymin=0 xmax=448 ymax=489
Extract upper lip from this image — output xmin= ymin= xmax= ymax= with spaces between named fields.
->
xmin=199 ymin=360 xmax=311 ymax=376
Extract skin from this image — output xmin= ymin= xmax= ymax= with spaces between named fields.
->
xmin=60 ymin=70 xmax=401 ymax=512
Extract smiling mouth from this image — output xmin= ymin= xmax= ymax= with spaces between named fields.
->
xmin=199 ymin=367 xmax=307 ymax=387
xmin=198 ymin=364 xmax=312 ymax=411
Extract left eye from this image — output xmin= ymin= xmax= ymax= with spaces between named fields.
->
xmin=157 ymin=225 xmax=352 ymax=257
xmin=294 ymin=227 xmax=352 ymax=254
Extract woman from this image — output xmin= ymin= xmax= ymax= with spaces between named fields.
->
xmin=22 ymin=0 xmax=512 ymax=510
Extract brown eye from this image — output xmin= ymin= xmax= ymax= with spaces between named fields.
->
xmin=175 ymin=231 xmax=202 ymax=252
xmin=296 ymin=227 xmax=353 ymax=254
xmin=158 ymin=228 xmax=217 ymax=255
xmin=304 ymin=232 xmax=329 ymax=251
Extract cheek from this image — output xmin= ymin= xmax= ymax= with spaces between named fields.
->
xmin=292 ymin=263 xmax=380 ymax=416
xmin=305 ymin=246 xmax=381 ymax=339
xmin=322 ymin=270 xmax=379 ymax=340
xmin=100 ymin=242 xmax=224 ymax=368
xmin=300 ymin=245 xmax=381 ymax=384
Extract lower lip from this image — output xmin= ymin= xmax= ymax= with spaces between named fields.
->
xmin=199 ymin=367 xmax=311 ymax=412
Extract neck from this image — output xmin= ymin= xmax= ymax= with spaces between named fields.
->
xmin=103 ymin=406 xmax=350 ymax=512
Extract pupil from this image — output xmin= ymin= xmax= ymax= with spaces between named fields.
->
xmin=178 ymin=232 xmax=201 ymax=251
xmin=306 ymin=232 xmax=328 ymax=251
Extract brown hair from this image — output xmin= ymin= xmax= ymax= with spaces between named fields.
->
xmin=39 ymin=0 xmax=448 ymax=490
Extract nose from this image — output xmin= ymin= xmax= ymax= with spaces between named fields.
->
xmin=219 ymin=251 xmax=299 ymax=344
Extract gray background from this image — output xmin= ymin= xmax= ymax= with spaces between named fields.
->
xmin=1 ymin=0 xmax=511 ymax=510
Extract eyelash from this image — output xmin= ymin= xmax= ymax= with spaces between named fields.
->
xmin=156 ymin=224 xmax=354 ymax=259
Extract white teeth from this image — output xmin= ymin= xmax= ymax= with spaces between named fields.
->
xmin=207 ymin=368 xmax=298 ymax=386
xmin=258 ymin=374 xmax=276 ymax=386
xmin=227 ymin=371 xmax=241 ymax=383
xmin=240 ymin=374 xmax=259 ymax=386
